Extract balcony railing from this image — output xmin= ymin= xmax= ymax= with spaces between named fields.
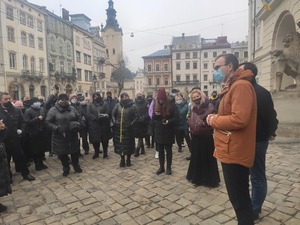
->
xmin=173 ymin=80 xmax=200 ymax=86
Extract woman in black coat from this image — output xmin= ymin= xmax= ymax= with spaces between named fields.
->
xmin=46 ymin=94 xmax=82 ymax=177
xmin=112 ymin=92 xmax=139 ymax=167
xmin=87 ymin=92 xmax=111 ymax=159
xmin=0 ymin=120 xmax=12 ymax=213
xmin=153 ymin=88 xmax=178 ymax=175
xmin=133 ymin=92 xmax=150 ymax=157
xmin=24 ymin=97 xmax=48 ymax=171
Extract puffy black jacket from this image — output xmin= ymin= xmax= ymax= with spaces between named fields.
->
xmin=112 ymin=100 xmax=138 ymax=155
xmin=133 ymin=98 xmax=150 ymax=138
xmin=46 ymin=103 xmax=81 ymax=155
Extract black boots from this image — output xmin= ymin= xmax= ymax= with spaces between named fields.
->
xmin=156 ymin=167 xmax=165 ymax=175
xmin=120 ymin=156 xmax=125 ymax=167
xmin=103 ymin=149 xmax=108 ymax=159
xmin=140 ymin=146 xmax=145 ymax=155
xmin=35 ymin=158 xmax=48 ymax=171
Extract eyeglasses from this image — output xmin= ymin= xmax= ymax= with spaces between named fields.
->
xmin=214 ymin=64 xmax=226 ymax=71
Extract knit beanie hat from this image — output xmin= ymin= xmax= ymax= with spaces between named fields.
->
xmin=69 ymin=93 xmax=78 ymax=100
xmin=58 ymin=94 xmax=68 ymax=101
xmin=30 ymin=97 xmax=39 ymax=105
xmin=156 ymin=88 xmax=167 ymax=101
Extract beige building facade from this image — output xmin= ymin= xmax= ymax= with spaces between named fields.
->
xmin=0 ymin=0 xmax=48 ymax=99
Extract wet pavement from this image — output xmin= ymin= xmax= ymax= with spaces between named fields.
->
xmin=0 ymin=140 xmax=299 ymax=225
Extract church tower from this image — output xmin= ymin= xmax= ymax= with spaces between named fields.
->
xmin=101 ymin=0 xmax=123 ymax=67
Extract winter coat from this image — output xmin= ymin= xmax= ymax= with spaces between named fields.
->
xmin=112 ymin=100 xmax=139 ymax=155
xmin=152 ymin=102 xmax=179 ymax=145
xmin=0 ymin=134 xmax=12 ymax=197
xmin=87 ymin=101 xmax=111 ymax=143
xmin=175 ymin=102 xmax=188 ymax=130
xmin=46 ymin=103 xmax=81 ymax=155
xmin=24 ymin=107 xmax=49 ymax=154
xmin=105 ymin=97 xmax=117 ymax=118
xmin=79 ymin=103 xmax=88 ymax=130
xmin=133 ymin=98 xmax=150 ymax=138
xmin=0 ymin=105 xmax=25 ymax=157
xmin=252 ymin=81 xmax=278 ymax=142
xmin=211 ymin=69 xmax=257 ymax=168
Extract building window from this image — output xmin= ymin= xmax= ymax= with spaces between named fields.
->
xmin=164 ymin=78 xmax=168 ymax=85
xmin=113 ymin=48 xmax=115 ymax=54
xmin=176 ymin=75 xmax=180 ymax=82
xmin=77 ymin=69 xmax=82 ymax=81
xmin=213 ymin=52 xmax=217 ymax=57
xmin=22 ymin=55 xmax=28 ymax=70
xmin=30 ymin=57 xmax=35 ymax=72
xmin=147 ymin=65 xmax=151 ymax=72
xmin=39 ymin=58 xmax=44 ymax=72
xmin=20 ymin=11 xmax=26 ymax=25
xmin=84 ymin=54 xmax=91 ymax=65
xmin=67 ymin=44 xmax=71 ymax=56
xmin=59 ymin=40 xmax=63 ymax=54
xmin=7 ymin=27 xmax=15 ymax=42
xmin=204 ymin=74 xmax=208 ymax=81
xmin=148 ymin=78 xmax=152 ymax=85
xmin=37 ymin=20 xmax=43 ymax=32
xmin=193 ymin=74 xmax=197 ymax=81
xmin=29 ymin=85 xmax=35 ymax=98
xmin=38 ymin=38 xmax=43 ymax=50
xmin=6 ymin=6 xmax=14 ymax=20
xmin=222 ymin=51 xmax=227 ymax=54
xmin=9 ymin=52 xmax=16 ymax=68
xmin=164 ymin=64 xmax=168 ymax=71
xmin=85 ymin=70 xmax=89 ymax=81
xmin=76 ymin=51 xmax=81 ymax=62
xmin=76 ymin=36 xmax=80 ymax=46
xmin=155 ymin=64 xmax=160 ymax=71
xmin=244 ymin=51 xmax=248 ymax=58
xmin=234 ymin=52 xmax=239 ymax=58
xmin=204 ymin=85 xmax=208 ymax=89
xmin=186 ymin=62 xmax=190 ymax=70
xmin=156 ymin=78 xmax=160 ymax=85
xmin=50 ymin=37 xmax=55 ymax=52
xmin=41 ymin=86 xmax=46 ymax=97
xmin=176 ymin=62 xmax=180 ymax=70
xmin=51 ymin=59 xmax=56 ymax=71
xmin=185 ymin=52 xmax=190 ymax=59
xmin=27 ymin=15 xmax=34 ymax=28
xmin=193 ymin=52 xmax=197 ymax=59
xmin=29 ymin=34 xmax=34 ymax=48
xmin=186 ymin=75 xmax=190 ymax=82
xmin=204 ymin=52 xmax=208 ymax=58
xmin=60 ymin=61 xmax=64 ymax=75
xmin=176 ymin=53 xmax=180 ymax=59
xmin=193 ymin=62 xmax=197 ymax=69
xmin=21 ymin=32 xmax=27 ymax=45
xmin=203 ymin=63 xmax=208 ymax=70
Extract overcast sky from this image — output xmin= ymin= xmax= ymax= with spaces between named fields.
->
xmin=29 ymin=0 xmax=249 ymax=72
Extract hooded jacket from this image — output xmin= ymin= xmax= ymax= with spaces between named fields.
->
xmin=211 ymin=69 xmax=257 ymax=168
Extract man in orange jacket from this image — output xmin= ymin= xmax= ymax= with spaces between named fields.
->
xmin=207 ymin=53 xmax=257 ymax=225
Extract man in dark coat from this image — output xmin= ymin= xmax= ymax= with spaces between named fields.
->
xmin=105 ymin=91 xmax=117 ymax=118
xmin=46 ymin=94 xmax=82 ymax=177
xmin=0 ymin=119 xmax=12 ymax=213
xmin=0 ymin=92 xmax=35 ymax=181
xmin=78 ymin=96 xmax=89 ymax=155
xmin=240 ymin=62 xmax=279 ymax=220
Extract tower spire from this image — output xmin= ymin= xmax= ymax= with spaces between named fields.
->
xmin=102 ymin=0 xmax=122 ymax=33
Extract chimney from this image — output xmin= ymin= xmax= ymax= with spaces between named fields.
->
xmin=62 ymin=8 xmax=69 ymax=21
xmin=182 ymin=33 xmax=185 ymax=38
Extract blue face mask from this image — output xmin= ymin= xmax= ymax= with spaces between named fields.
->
xmin=213 ymin=69 xmax=224 ymax=83
xmin=32 ymin=102 xmax=41 ymax=109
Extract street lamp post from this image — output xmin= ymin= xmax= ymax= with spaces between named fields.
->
xmin=92 ymin=74 xmax=97 ymax=93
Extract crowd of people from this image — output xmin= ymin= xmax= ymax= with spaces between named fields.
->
xmin=0 ymin=53 xmax=278 ymax=225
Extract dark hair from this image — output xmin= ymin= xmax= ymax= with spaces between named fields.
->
xmin=239 ymin=62 xmax=258 ymax=77
xmin=120 ymin=92 xmax=129 ymax=99
xmin=92 ymin=92 xmax=102 ymax=99
xmin=0 ymin=92 xmax=9 ymax=100
xmin=216 ymin=53 xmax=239 ymax=71
xmin=30 ymin=97 xmax=39 ymax=105
xmin=53 ymin=85 xmax=59 ymax=90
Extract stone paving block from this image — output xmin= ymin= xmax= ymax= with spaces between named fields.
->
xmin=269 ymin=209 xmax=291 ymax=223
xmin=134 ymin=214 xmax=152 ymax=225
xmin=53 ymin=206 xmax=68 ymax=215
xmin=176 ymin=198 xmax=192 ymax=207
xmin=18 ymin=215 xmax=40 ymax=224
xmin=61 ymin=216 xmax=78 ymax=225
xmin=81 ymin=197 xmax=97 ymax=206
xmin=99 ymin=210 xmax=115 ymax=220
xmin=2 ymin=213 xmax=21 ymax=224
xmin=146 ymin=208 xmax=164 ymax=220
xmin=197 ymin=209 xmax=215 ymax=220
xmin=176 ymin=208 xmax=193 ymax=217
xmin=207 ymin=204 xmax=224 ymax=214
xmin=82 ymin=215 xmax=102 ymax=225
xmin=113 ymin=212 xmax=131 ymax=223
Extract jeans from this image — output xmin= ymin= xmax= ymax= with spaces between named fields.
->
xmin=250 ymin=140 xmax=269 ymax=214
xmin=222 ymin=163 xmax=254 ymax=225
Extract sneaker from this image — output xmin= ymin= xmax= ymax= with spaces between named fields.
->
xmin=0 ymin=203 xmax=7 ymax=213
xmin=155 ymin=151 xmax=159 ymax=159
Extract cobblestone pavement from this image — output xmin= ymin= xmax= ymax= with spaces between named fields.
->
xmin=0 ymin=141 xmax=299 ymax=225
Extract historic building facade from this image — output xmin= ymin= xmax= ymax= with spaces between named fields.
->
xmin=142 ymin=46 xmax=172 ymax=97
xmin=0 ymin=0 xmax=48 ymax=99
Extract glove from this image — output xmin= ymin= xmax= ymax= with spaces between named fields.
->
xmin=70 ymin=121 xmax=81 ymax=131
xmin=98 ymin=114 xmax=109 ymax=119
xmin=17 ymin=129 xmax=22 ymax=135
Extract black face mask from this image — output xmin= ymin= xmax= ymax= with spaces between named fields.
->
xmin=121 ymin=99 xmax=130 ymax=105
xmin=136 ymin=96 xmax=143 ymax=101
xmin=23 ymin=100 xmax=31 ymax=107
xmin=194 ymin=99 xmax=201 ymax=105
xmin=59 ymin=102 xmax=69 ymax=108
xmin=3 ymin=101 xmax=13 ymax=108
xmin=95 ymin=98 xmax=102 ymax=103
xmin=106 ymin=96 xmax=112 ymax=100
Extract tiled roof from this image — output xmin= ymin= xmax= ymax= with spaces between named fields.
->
xmin=142 ymin=49 xmax=171 ymax=58
xmin=172 ymin=35 xmax=200 ymax=45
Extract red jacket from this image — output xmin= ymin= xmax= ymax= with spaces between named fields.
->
xmin=211 ymin=69 xmax=257 ymax=168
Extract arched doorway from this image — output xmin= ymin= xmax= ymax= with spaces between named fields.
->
xmin=13 ymin=85 xmax=19 ymax=100
xmin=29 ymin=84 xmax=35 ymax=98
xmin=65 ymin=84 xmax=72 ymax=95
